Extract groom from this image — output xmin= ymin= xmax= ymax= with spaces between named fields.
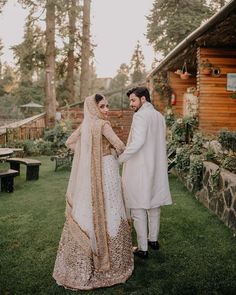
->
xmin=119 ymin=86 xmax=172 ymax=258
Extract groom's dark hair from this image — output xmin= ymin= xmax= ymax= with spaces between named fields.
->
xmin=126 ymin=87 xmax=151 ymax=102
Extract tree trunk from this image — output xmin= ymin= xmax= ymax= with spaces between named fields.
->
xmin=65 ymin=0 xmax=76 ymax=104
xmin=79 ymin=0 xmax=91 ymax=101
xmin=45 ymin=0 xmax=57 ymax=127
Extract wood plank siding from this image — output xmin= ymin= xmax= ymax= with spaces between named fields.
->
xmin=168 ymin=72 xmax=196 ymax=117
xmin=198 ymin=48 xmax=236 ymax=134
xmin=150 ymin=72 xmax=196 ymax=116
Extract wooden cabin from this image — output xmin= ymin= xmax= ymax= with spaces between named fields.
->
xmin=147 ymin=0 xmax=236 ymax=134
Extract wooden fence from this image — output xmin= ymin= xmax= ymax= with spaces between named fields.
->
xmin=0 ymin=113 xmax=46 ymax=145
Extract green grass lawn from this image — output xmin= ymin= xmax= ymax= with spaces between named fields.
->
xmin=0 ymin=156 xmax=236 ymax=295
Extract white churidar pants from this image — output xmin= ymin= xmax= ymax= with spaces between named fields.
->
xmin=131 ymin=207 xmax=161 ymax=251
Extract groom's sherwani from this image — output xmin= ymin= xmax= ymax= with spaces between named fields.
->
xmin=119 ymin=102 xmax=172 ymax=251
xmin=119 ymin=102 xmax=172 ymax=209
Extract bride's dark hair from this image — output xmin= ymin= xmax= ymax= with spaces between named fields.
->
xmin=95 ymin=94 xmax=104 ymax=104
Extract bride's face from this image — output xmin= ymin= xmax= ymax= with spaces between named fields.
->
xmin=98 ymin=98 xmax=109 ymax=118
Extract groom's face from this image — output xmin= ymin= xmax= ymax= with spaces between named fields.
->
xmin=129 ymin=93 xmax=145 ymax=112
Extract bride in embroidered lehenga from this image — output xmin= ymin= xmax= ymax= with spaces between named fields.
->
xmin=53 ymin=94 xmax=134 ymax=290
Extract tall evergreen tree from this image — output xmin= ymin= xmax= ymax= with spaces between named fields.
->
xmin=80 ymin=0 xmax=91 ymax=101
xmin=56 ymin=0 xmax=82 ymax=104
xmin=129 ymin=41 xmax=146 ymax=84
xmin=0 ymin=63 xmax=14 ymax=97
xmin=146 ymin=0 xmax=213 ymax=56
xmin=0 ymin=1 xmax=7 ymax=79
xmin=45 ymin=0 xmax=57 ymax=127
xmin=9 ymin=16 xmax=45 ymax=107
xmin=64 ymin=0 xmax=77 ymax=104
xmin=0 ymin=0 xmax=7 ymax=13
xmin=12 ymin=15 xmax=45 ymax=83
xmin=0 ymin=39 xmax=3 ymax=79
xmin=109 ymin=63 xmax=129 ymax=90
xmin=209 ymin=0 xmax=228 ymax=11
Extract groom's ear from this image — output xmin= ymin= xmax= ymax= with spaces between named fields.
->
xmin=141 ymin=96 xmax=146 ymax=103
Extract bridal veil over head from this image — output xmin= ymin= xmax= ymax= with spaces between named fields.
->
xmin=65 ymin=94 xmax=111 ymax=271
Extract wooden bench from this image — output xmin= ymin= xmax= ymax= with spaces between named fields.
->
xmin=6 ymin=158 xmax=41 ymax=181
xmin=0 ymin=169 xmax=19 ymax=193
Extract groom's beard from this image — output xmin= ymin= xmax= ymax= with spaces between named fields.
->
xmin=134 ymin=100 xmax=143 ymax=112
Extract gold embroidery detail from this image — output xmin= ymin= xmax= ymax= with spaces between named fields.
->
xmin=53 ymin=219 xmax=133 ymax=290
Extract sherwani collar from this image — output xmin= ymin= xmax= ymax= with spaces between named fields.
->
xmin=138 ymin=101 xmax=154 ymax=112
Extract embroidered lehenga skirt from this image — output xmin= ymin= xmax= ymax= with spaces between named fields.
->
xmin=53 ymin=155 xmax=134 ymax=290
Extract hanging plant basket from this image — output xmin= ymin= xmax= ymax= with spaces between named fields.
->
xmin=179 ymin=61 xmax=191 ymax=80
xmin=180 ymin=72 xmax=191 ymax=80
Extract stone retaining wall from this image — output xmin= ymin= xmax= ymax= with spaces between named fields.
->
xmin=196 ymin=162 xmax=236 ymax=232
xmin=175 ymin=161 xmax=236 ymax=233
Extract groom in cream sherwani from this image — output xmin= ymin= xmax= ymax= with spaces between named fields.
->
xmin=119 ymin=86 xmax=172 ymax=258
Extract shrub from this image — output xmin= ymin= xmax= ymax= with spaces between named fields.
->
xmin=23 ymin=140 xmax=40 ymax=156
xmin=187 ymin=155 xmax=204 ymax=191
xmin=218 ymin=129 xmax=236 ymax=152
xmin=43 ymin=120 xmax=72 ymax=150
xmin=171 ymin=116 xmax=198 ymax=144
xmin=175 ymin=145 xmax=191 ymax=173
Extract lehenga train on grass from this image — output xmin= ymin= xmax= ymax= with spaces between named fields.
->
xmin=53 ymin=94 xmax=134 ymax=290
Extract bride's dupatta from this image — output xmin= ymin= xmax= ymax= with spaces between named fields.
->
xmin=65 ymin=95 xmax=110 ymax=272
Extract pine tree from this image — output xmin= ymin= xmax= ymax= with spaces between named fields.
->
xmin=0 ymin=39 xmax=3 ymax=79
xmin=56 ymin=0 xmax=82 ymax=104
xmin=0 ymin=1 xmax=7 ymax=78
xmin=129 ymin=41 xmax=146 ymax=84
xmin=0 ymin=0 xmax=7 ymax=13
xmin=209 ymin=0 xmax=228 ymax=11
xmin=80 ymin=0 xmax=91 ymax=101
xmin=146 ymin=0 xmax=213 ymax=56
xmin=12 ymin=16 xmax=45 ymax=83
xmin=109 ymin=63 xmax=129 ymax=90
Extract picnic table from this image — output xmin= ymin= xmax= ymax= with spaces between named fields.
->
xmin=0 ymin=148 xmax=13 ymax=160
xmin=0 ymin=148 xmax=19 ymax=193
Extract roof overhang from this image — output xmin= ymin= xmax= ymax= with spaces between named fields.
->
xmin=148 ymin=0 xmax=236 ymax=78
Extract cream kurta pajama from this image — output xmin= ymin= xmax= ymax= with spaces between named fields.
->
xmin=119 ymin=102 xmax=172 ymax=251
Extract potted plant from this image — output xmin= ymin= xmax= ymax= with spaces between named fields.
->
xmin=200 ymin=59 xmax=212 ymax=74
xmin=231 ymin=92 xmax=236 ymax=99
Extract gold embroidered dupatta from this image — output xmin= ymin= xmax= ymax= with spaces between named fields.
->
xmin=65 ymin=95 xmax=110 ymax=271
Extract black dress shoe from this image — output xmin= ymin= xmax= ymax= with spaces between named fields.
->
xmin=133 ymin=247 xmax=148 ymax=259
xmin=148 ymin=240 xmax=160 ymax=250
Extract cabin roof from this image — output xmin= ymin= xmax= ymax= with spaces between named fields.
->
xmin=148 ymin=0 xmax=236 ymax=77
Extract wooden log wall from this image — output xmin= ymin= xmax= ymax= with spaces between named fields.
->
xmin=150 ymin=72 xmax=196 ymax=116
xmin=168 ymin=72 xmax=196 ymax=117
xmin=198 ymin=48 xmax=236 ymax=134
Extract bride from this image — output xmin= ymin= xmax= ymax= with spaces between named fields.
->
xmin=53 ymin=94 xmax=134 ymax=290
